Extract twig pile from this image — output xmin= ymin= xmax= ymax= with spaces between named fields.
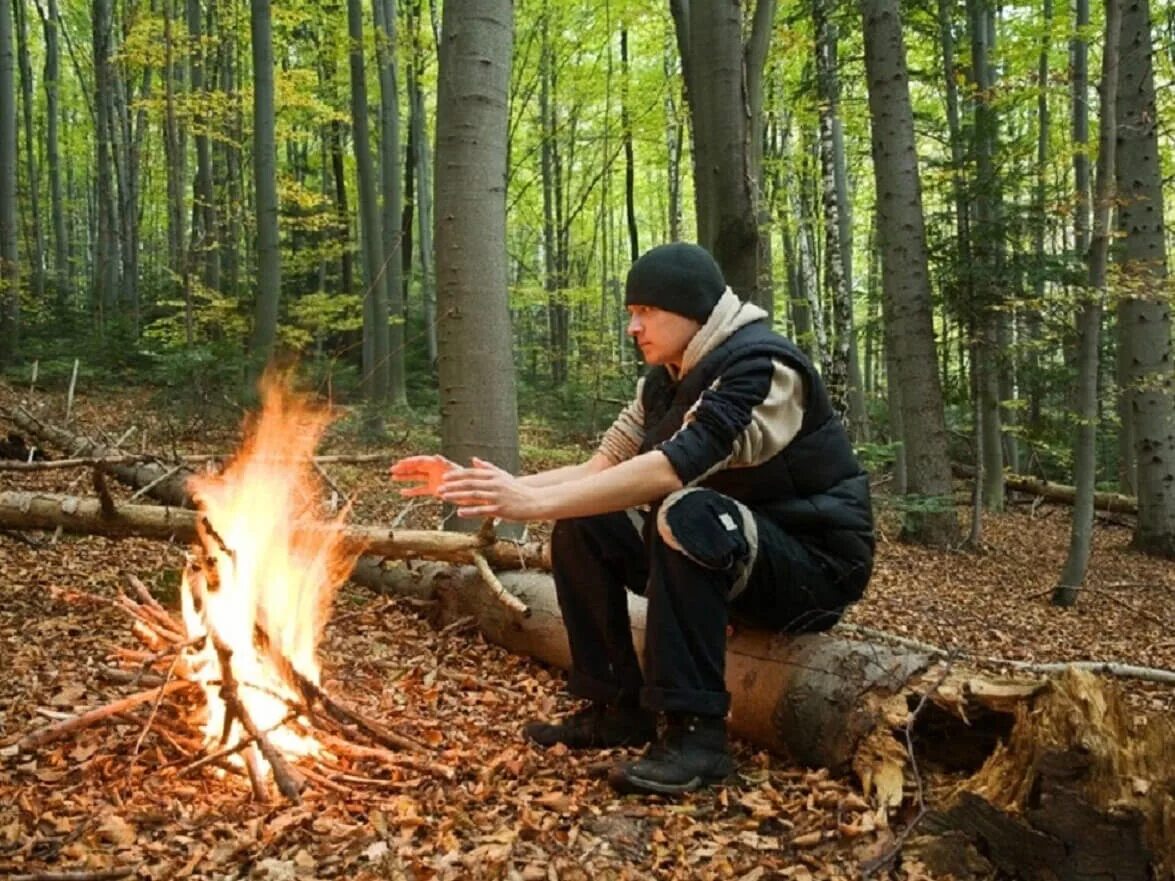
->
xmin=16 ymin=569 xmax=452 ymax=803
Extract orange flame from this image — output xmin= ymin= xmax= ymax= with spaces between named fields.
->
xmin=180 ymin=373 xmax=361 ymax=761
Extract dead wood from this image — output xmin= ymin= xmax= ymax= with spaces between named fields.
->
xmin=6 ymin=870 xmax=139 ymax=881
xmin=952 ymin=463 xmax=1138 ymax=514
xmin=2 ymin=403 xmax=196 ymax=507
xmin=186 ymin=568 xmax=304 ymax=802
xmin=18 ymin=681 xmax=195 ymax=750
xmin=0 ymin=490 xmax=548 ymax=569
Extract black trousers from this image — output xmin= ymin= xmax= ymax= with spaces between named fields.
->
xmin=550 ymin=488 xmax=851 ymax=717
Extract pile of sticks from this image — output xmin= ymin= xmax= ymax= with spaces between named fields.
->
xmin=17 ymin=564 xmax=453 ymax=803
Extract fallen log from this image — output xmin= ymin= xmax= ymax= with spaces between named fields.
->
xmin=0 ymin=490 xmax=548 ymax=570
xmin=2 ymin=403 xmax=196 ymax=507
xmin=952 ymin=463 xmax=1138 ymax=515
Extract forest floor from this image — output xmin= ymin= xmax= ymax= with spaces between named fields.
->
xmin=1 ymin=383 xmax=1174 ymax=881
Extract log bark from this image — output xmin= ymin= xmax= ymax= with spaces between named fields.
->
xmin=0 ymin=490 xmax=548 ymax=570
xmin=953 ymin=463 xmax=1138 ymax=514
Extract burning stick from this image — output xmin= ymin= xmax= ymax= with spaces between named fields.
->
xmin=187 ymin=568 xmax=305 ymax=802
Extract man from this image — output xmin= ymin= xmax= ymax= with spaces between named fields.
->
xmin=392 ymin=242 xmax=873 ymax=795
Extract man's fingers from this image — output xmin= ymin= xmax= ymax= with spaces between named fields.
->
xmin=456 ymin=504 xmax=500 ymax=518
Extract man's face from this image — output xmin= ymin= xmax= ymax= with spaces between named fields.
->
xmin=626 ymin=305 xmax=702 ymax=369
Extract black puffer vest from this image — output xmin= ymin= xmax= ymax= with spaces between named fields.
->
xmin=639 ymin=321 xmax=873 ymax=595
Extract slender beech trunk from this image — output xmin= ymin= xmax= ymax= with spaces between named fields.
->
xmin=663 ymin=37 xmax=683 ymax=245
xmin=163 ymin=0 xmax=186 ymax=320
xmin=329 ymin=120 xmax=353 ymax=297
xmin=1056 ymin=0 xmax=1119 ymax=604
xmin=39 ymin=0 xmax=67 ymax=306
xmin=92 ymin=0 xmax=119 ymax=324
xmin=347 ymin=0 xmax=390 ymax=404
xmin=1027 ymin=0 xmax=1054 ymax=439
xmin=538 ymin=5 xmax=567 ymax=388
xmin=373 ymin=0 xmax=406 ymax=405
xmin=813 ymin=0 xmax=855 ymax=431
xmin=620 ymin=28 xmax=638 ymax=263
xmin=861 ymin=0 xmax=959 ymax=546
xmin=249 ymin=0 xmax=282 ymax=372
xmin=0 ymin=0 xmax=17 ymax=362
xmin=968 ymin=0 xmax=1005 ymax=512
xmin=406 ymin=0 xmax=435 ymax=365
xmin=191 ymin=0 xmax=219 ymax=293
xmin=218 ymin=15 xmax=242 ymax=299
xmin=14 ymin=0 xmax=43 ymax=306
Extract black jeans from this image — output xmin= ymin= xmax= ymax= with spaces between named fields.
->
xmin=550 ymin=488 xmax=851 ymax=717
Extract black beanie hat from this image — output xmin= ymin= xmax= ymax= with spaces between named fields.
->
xmin=624 ymin=242 xmax=726 ymax=322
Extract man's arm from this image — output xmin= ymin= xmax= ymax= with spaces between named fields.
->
xmin=438 ymin=450 xmax=682 ymax=522
xmin=516 ymin=452 xmax=614 ymax=489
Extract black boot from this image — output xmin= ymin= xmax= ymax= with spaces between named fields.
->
xmin=608 ymin=713 xmax=734 ymax=794
xmin=524 ymin=702 xmax=657 ymax=749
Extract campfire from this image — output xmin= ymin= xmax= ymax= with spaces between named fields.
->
xmin=180 ymin=377 xmax=357 ymax=787
xmin=17 ymin=376 xmax=451 ymax=800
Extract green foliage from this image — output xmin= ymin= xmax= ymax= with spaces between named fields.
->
xmin=141 ymin=341 xmax=248 ymax=419
xmin=855 ymin=440 xmax=902 ymax=475
xmin=284 ymin=292 xmax=365 ymax=352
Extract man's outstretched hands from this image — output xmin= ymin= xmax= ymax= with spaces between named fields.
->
xmin=390 ymin=455 xmax=546 ymax=521
xmin=389 ymin=454 xmax=459 ymax=498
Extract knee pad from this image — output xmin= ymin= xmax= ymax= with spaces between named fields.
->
xmin=655 ymin=488 xmax=758 ymax=574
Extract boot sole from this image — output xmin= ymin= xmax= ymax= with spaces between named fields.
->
xmin=608 ymin=764 xmax=734 ymax=796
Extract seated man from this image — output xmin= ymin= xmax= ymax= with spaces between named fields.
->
xmin=393 ymin=242 xmax=874 ymax=795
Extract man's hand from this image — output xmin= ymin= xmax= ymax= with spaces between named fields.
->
xmin=389 ymin=455 xmax=459 ymax=498
xmin=438 ymin=457 xmax=546 ymax=521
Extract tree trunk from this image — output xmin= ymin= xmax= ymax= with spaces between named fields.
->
xmin=348 ymin=0 xmax=390 ymax=406
xmin=14 ymin=0 xmax=43 ymax=307
xmin=1056 ymin=0 xmax=1118 ymax=604
xmin=0 ymin=0 xmax=16 ymax=363
xmin=538 ymin=6 xmax=567 ymax=388
xmin=860 ymin=0 xmax=958 ymax=546
xmin=219 ymin=24 xmax=243 ymax=299
xmin=968 ymin=0 xmax=1005 ymax=513
xmin=373 ymin=0 xmax=406 ymax=406
xmin=620 ymin=27 xmax=638 ymax=264
xmin=190 ymin=0 xmax=219 ymax=294
xmin=406 ymin=0 xmax=435 ymax=366
xmin=937 ymin=0 xmax=972 ymax=407
xmin=433 ymin=0 xmax=520 ymax=531
xmin=1114 ymin=0 xmax=1175 ymax=558
xmin=329 ymin=120 xmax=354 ymax=297
xmin=670 ymin=0 xmax=767 ymax=302
xmin=813 ymin=0 xmax=852 ymax=427
xmin=249 ymin=0 xmax=282 ymax=374
xmin=92 ymin=0 xmax=120 ymax=326
xmin=163 ymin=0 xmax=188 ymax=340
xmin=39 ymin=0 xmax=68 ymax=307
